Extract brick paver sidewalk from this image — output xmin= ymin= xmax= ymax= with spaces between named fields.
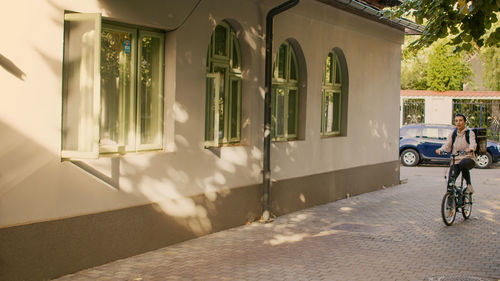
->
xmin=54 ymin=166 xmax=500 ymax=281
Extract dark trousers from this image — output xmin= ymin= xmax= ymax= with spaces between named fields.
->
xmin=448 ymin=158 xmax=475 ymax=185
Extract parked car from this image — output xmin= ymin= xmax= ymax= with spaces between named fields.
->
xmin=400 ymin=124 xmax=500 ymax=168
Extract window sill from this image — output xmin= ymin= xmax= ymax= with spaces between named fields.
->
xmin=205 ymin=142 xmax=247 ymax=149
xmin=98 ymin=148 xmax=166 ymax=158
xmin=271 ymin=138 xmax=305 ymax=143
xmin=320 ymin=133 xmax=344 ymax=139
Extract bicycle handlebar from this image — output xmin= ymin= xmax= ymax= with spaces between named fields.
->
xmin=441 ymin=150 xmax=466 ymax=157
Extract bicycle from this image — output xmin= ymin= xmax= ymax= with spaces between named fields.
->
xmin=441 ymin=151 xmax=473 ymax=226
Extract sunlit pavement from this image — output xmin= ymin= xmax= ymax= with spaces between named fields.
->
xmin=54 ymin=166 xmax=500 ymax=281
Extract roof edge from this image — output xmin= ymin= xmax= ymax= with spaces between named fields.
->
xmin=401 ymin=90 xmax=500 ymax=97
xmin=314 ymin=0 xmax=424 ymax=34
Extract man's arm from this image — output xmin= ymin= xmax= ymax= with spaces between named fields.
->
xmin=468 ymin=129 xmax=477 ymax=152
xmin=436 ymin=130 xmax=453 ymax=154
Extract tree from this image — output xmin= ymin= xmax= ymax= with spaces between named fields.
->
xmin=479 ymin=20 xmax=500 ymax=90
xmin=401 ymin=35 xmax=431 ymax=89
xmin=426 ymin=40 xmax=473 ymax=90
xmin=389 ymin=1 xmax=500 ymax=51
xmin=480 ymin=46 xmax=500 ymax=90
xmin=401 ymin=55 xmax=427 ymax=89
xmin=401 ymin=38 xmax=472 ymax=90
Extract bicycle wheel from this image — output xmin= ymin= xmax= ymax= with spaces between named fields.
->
xmin=462 ymin=193 xmax=472 ymax=219
xmin=441 ymin=192 xmax=456 ymax=226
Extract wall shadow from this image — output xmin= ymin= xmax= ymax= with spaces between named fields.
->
xmin=34 ymin=47 xmax=62 ymax=79
xmin=0 ymin=117 xmax=261 ymax=281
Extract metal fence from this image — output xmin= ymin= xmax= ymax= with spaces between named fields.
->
xmin=453 ymin=99 xmax=500 ymax=141
xmin=402 ymin=99 xmax=425 ymax=125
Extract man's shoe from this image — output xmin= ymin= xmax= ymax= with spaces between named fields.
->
xmin=466 ymin=184 xmax=474 ymax=194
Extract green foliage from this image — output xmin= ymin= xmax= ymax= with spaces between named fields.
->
xmin=401 ymin=38 xmax=472 ymax=91
xmin=401 ymin=53 xmax=427 ymax=90
xmin=480 ymin=46 xmax=500 ymax=90
xmin=140 ymin=36 xmax=153 ymax=88
xmin=426 ymin=41 xmax=472 ymax=91
xmin=101 ymin=30 xmax=123 ymax=80
xmin=401 ymin=36 xmax=429 ymax=89
xmin=479 ymin=20 xmax=500 ymax=90
xmin=390 ymin=1 xmax=500 ymax=51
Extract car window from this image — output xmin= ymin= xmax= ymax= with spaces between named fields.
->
xmin=401 ymin=127 xmax=420 ymax=138
xmin=422 ymin=127 xmax=439 ymax=139
xmin=439 ymin=128 xmax=453 ymax=140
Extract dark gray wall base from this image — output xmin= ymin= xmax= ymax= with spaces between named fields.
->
xmin=270 ymin=161 xmax=400 ymax=216
xmin=0 ymin=184 xmax=262 ymax=281
xmin=0 ymin=161 xmax=399 ymax=281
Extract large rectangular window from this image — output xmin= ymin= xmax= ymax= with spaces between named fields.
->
xmin=62 ymin=13 xmax=165 ymax=159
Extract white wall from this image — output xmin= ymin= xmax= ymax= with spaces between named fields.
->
xmin=0 ymin=0 xmax=403 ymax=228
xmin=425 ymin=96 xmax=454 ymax=124
xmin=400 ymin=96 xmax=452 ymax=125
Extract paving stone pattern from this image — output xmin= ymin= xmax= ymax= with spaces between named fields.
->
xmin=54 ymin=166 xmax=500 ymax=281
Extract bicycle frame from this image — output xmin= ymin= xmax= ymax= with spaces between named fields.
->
xmin=448 ymin=153 xmax=466 ymax=206
xmin=441 ymin=151 xmax=473 ymax=225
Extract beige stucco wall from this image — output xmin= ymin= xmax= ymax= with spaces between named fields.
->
xmin=270 ymin=1 xmax=402 ymax=179
xmin=0 ymin=0 xmax=403 ymax=228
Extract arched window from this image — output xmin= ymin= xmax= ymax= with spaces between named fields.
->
xmin=272 ymin=41 xmax=299 ymax=141
xmin=205 ymin=21 xmax=241 ymax=147
xmin=321 ymin=50 xmax=343 ymax=136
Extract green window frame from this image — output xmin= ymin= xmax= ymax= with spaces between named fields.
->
xmin=321 ymin=51 xmax=342 ymax=137
xmin=61 ymin=13 xmax=165 ymax=159
xmin=272 ymin=41 xmax=299 ymax=141
xmin=205 ymin=21 xmax=242 ymax=147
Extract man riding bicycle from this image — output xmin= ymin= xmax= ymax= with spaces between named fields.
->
xmin=436 ymin=114 xmax=476 ymax=194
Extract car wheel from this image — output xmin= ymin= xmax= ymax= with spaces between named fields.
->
xmin=476 ymin=152 xmax=492 ymax=169
xmin=401 ymin=149 xmax=420 ymax=167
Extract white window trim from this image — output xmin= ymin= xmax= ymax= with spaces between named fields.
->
xmin=61 ymin=13 xmax=165 ymax=160
xmin=62 ymin=13 xmax=102 ymax=160
xmin=205 ymin=73 xmax=220 ymax=148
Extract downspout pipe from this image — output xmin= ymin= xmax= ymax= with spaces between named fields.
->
xmin=263 ymin=0 xmax=299 ymax=222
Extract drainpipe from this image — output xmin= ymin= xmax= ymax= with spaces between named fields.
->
xmin=263 ymin=0 xmax=299 ymax=222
